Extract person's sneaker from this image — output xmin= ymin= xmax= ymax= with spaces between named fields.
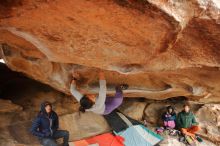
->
xmin=179 ymin=136 xmax=185 ymax=142
xmin=120 ymin=84 xmax=129 ymax=90
xmin=196 ymin=135 xmax=203 ymax=142
xmin=156 ymin=127 xmax=164 ymax=134
xmin=169 ymin=129 xmax=179 ymax=136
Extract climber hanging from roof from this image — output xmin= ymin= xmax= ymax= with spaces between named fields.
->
xmin=70 ymin=71 xmax=129 ymax=115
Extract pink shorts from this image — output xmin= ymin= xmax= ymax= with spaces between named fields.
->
xmin=164 ymin=121 xmax=175 ymax=129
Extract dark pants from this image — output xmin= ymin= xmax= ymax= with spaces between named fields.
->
xmin=40 ymin=130 xmax=69 ymax=146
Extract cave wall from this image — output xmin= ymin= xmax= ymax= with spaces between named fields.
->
xmin=0 ymin=0 xmax=220 ymax=102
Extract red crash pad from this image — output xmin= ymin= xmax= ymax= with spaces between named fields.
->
xmin=72 ymin=133 xmax=124 ymax=146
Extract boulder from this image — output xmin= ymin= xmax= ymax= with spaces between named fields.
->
xmin=118 ymin=99 xmax=147 ymax=121
xmin=0 ymin=0 xmax=220 ymax=145
xmin=0 ymin=0 xmax=220 ymax=102
xmin=59 ymin=112 xmax=110 ymax=141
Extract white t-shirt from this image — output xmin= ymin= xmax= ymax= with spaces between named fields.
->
xmin=70 ymin=80 xmax=107 ymax=115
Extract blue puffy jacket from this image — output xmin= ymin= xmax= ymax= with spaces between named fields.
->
xmin=30 ymin=102 xmax=59 ymax=138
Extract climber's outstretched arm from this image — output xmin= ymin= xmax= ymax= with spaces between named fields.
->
xmin=86 ymin=72 xmax=107 ymax=114
xmin=95 ymin=72 xmax=107 ymax=107
xmin=70 ymin=77 xmax=83 ymax=102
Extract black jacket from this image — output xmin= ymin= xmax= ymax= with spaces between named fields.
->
xmin=30 ymin=102 xmax=59 ymax=138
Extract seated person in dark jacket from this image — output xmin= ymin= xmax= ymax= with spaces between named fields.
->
xmin=30 ymin=101 xmax=69 ymax=146
xmin=162 ymin=105 xmax=176 ymax=129
xmin=177 ymin=103 xmax=200 ymax=138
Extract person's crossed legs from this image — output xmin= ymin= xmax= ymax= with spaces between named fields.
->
xmin=181 ymin=125 xmax=201 ymax=138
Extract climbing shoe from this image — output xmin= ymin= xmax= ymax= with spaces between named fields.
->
xmin=116 ymin=84 xmax=129 ymax=91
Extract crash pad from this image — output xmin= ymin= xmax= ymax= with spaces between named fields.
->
xmin=117 ymin=125 xmax=163 ymax=146
xmin=71 ymin=133 xmax=124 ymax=146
